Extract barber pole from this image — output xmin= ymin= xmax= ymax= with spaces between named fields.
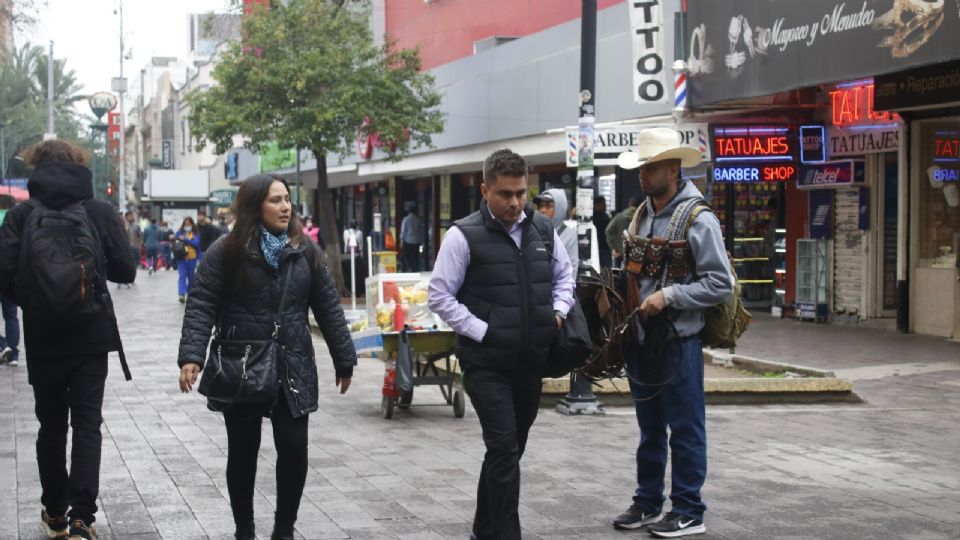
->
xmin=673 ymin=60 xmax=688 ymax=121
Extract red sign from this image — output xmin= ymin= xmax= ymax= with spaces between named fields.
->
xmin=715 ymin=135 xmax=790 ymax=158
xmin=107 ymin=112 xmax=121 ymax=158
xmin=712 ymin=126 xmax=796 ymax=162
xmin=934 ymin=132 xmax=960 ymax=162
xmin=829 ymin=82 xmax=895 ymax=127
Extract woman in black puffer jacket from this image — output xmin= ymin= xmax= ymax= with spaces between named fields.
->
xmin=177 ymin=174 xmax=356 ymax=540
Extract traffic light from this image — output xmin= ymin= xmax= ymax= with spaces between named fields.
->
xmin=106 ymin=182 xmax=114 ymax=197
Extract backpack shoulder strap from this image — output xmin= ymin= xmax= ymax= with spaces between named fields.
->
xmin=682 ymin=201 xmax=714 ymax=238
xmin=529 ymin=212 xmax=555 ymax=260
xmin=627 ymin=202 xmax=646 ymax=237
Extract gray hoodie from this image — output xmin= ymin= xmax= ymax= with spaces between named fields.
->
xmin=631 ymin=180 xmax=733 ymax=342
xmin=540 ymin=188 xmax=579 ymax=276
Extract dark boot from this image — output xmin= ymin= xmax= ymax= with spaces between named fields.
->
xmin=234 ymin=520 xmax=255 ymax=540
xmin=270 ymin=518 xmax=294 ymax=540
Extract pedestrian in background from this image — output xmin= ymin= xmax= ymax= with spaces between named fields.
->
xmin=0 ymin=139 xmax=136 ymax=540
xmin=177 ymin=174 xmax=356 ymax=540
xmin=142 ymin=218 xmax=163 ymax=275
xmin=399 ymin=201 xmax=422 ymax=272
xmin=123 ymin=210 xmax=142 ymax=281
xmin=534 ymin=188 xmax=580 ymax=276
xmin=160 ymin=221 xmax=175 ymax=270
xmin=343 ymin=220 xmax=362 ymax=255
xmin=606 ymin=197 xmax=639 ymax=268
xmin=198 ymin=210 xmax=222 ymax=255
xmin=175 ymin=217 xmax=202 ymax=303
xmin=301 ymin=216 xmax=320 ymax=244
xmin=0 ymin=194 xmax=20 ymax=366
xmin=593 ymin=195 xmax=612 ymax=268
xmin=611 ymin=128 xmax=732 ymax=537
xmin=428 ymin=149 xmax=575 ymax=540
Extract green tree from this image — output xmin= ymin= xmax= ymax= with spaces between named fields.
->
xmin=188 ymin=0 xmax=443 ymax=291
xmin=0 ymin=42 xmax=89 ymax=177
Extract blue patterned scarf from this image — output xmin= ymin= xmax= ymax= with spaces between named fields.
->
xmin=259 ymin=226 xmax=289 ymax=269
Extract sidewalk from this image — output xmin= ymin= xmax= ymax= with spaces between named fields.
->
xmin=0 ymin=271 xmax=957 ymax=539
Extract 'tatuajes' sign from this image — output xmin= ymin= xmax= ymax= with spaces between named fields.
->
xmin=685 ymin=0 xmax=960 ymax=106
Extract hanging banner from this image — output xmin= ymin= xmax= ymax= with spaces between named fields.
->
xmin=685 ymin=0 xmax=960 ymax=106
xmin=629 ymin=0 xmax=670 ymax=105
xmin=577 ymin=115 xmax=596 ymax=175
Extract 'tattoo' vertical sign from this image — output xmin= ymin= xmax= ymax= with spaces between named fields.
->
xmin=629 ymin=1 xmax=669 ymax=105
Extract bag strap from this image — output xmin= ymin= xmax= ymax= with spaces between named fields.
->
xmin=272 ymin=259 xmax=296 ymax=340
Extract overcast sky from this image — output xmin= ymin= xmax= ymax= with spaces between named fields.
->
xmin=19 ymin=0 xmax=232 ymax=104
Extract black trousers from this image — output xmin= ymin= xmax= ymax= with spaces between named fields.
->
xmin=32 ymin=354 xmax=108 ymax=524
xmin=401 ymin=243 xmax=421 ymax=272
xmin=463 ymin=368 xmax=543 ymax=540
xmin=223 ymin=396 xmax=308 ymax=528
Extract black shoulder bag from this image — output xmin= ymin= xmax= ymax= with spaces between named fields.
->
xmin=531 ymin=215 xmax=592 ymax=378
xmin=198 ymin=263 xmax=295 ymax=408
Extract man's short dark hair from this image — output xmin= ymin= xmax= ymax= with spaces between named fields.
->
xmin=483 ymin=149 xmax=527 ymax=184
xmin=197 ymin=210 xmax=207 ymax=217
xmin=0 ymin=194 xmax=16 ymax=209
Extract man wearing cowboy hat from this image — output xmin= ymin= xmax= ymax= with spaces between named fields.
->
xmin=611 ymin=127 xmax=732 ymax=537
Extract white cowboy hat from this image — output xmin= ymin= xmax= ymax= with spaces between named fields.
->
xmin=617 ymin=127 xmax=703 ymax=170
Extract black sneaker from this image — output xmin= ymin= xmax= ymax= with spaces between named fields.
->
xmin=647 ymin=512 xmax=705 ymax=538
xmin=612 ymin=503 xmax=661 ymax=530
xmin=41 ymin=508 xmax=68 ymax=538
xmin=67 ymin=519 xmax=97 ymax=540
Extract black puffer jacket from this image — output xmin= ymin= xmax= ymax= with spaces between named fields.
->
xmin=0 ymin=162 xmax=136 ymax=382
xmin=178 ymin=234 xmax=357 ymax=418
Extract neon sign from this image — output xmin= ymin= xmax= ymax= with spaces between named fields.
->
xmin=934 ymin=131 xmax=960 ymax=163
xmin=933 ymin=168 xmax=960 ymax=182
xmin=712 ymin=126 xmax=796 ymax=162
xmin=830 ymin=80 xmax=895 ymax=127
xmin=713 ymin=165 xmax=797 ymax=183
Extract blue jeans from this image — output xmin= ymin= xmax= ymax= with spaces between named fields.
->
xmin=145 ymin=246 xmax=160 ymax=270
xmin=0 ymin=296 xmax=20 ymax=361
xmin=160 ymin=243 xmax=173 ymax=269
xmin=178 ymin=258 xmax=198 ymax=296
xmin=626 ymin=336 xmax=706 ymax=521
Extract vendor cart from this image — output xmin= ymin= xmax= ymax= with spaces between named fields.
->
xmin=379 ymin=329 xmax=465 ymax=420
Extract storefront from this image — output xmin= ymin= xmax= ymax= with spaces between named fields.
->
xmin=684 ymin=0 xmax=960 ymax=334
xmin=707 ymin=125 xmax=794 ymax=312
xmin=875 ymin=60 xmax=960 ymax=339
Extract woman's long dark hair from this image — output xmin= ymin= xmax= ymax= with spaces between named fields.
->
xmin=222 ymin=174 xmax=307 ymax=292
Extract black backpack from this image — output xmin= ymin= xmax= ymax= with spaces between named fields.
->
xmin=16 ymin=199 xmax=106 ymax=326
xmin=172 ymin=237 xmax=188 ymax=260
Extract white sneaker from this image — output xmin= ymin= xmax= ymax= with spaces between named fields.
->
xmin=0 ymin=347 xmax=11 ymax=363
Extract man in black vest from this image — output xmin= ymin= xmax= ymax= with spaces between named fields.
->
xmin=428 ymin=149 xmax=575 ymax=539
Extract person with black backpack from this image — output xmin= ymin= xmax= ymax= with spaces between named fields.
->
xmin=0 ymin=139 xmax=136 ymax=540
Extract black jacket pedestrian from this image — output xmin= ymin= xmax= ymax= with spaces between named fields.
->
xmin=0 ymin=162 xmax=136 ymax=381
xmin=177 ymin=235 xmax=357 ymax=418
xmin=199 ymin=222 xmax=223 ymax=252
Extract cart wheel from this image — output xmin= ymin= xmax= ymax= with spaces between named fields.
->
xmin=453 ymin=390 xmax=466 ymax=418
xmin=381 ymin=396 xmax=396 ymax=419
xmin=398 ymin=389 xmax=413 ymax=410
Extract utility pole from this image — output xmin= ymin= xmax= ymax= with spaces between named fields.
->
xmin=557 ymin=0 xmax=604 ymax=416
xmin=44 ymin=41 xmax=55 ymax=140
xmin=115 ymin=0 xmax=128 ymax=213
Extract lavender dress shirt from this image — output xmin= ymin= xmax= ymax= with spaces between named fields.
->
xmin=427 ymin=208 xmax=576 ymax=343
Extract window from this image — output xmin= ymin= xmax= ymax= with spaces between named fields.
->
xmin=916 ymin=120 xmax=960 ymax=269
